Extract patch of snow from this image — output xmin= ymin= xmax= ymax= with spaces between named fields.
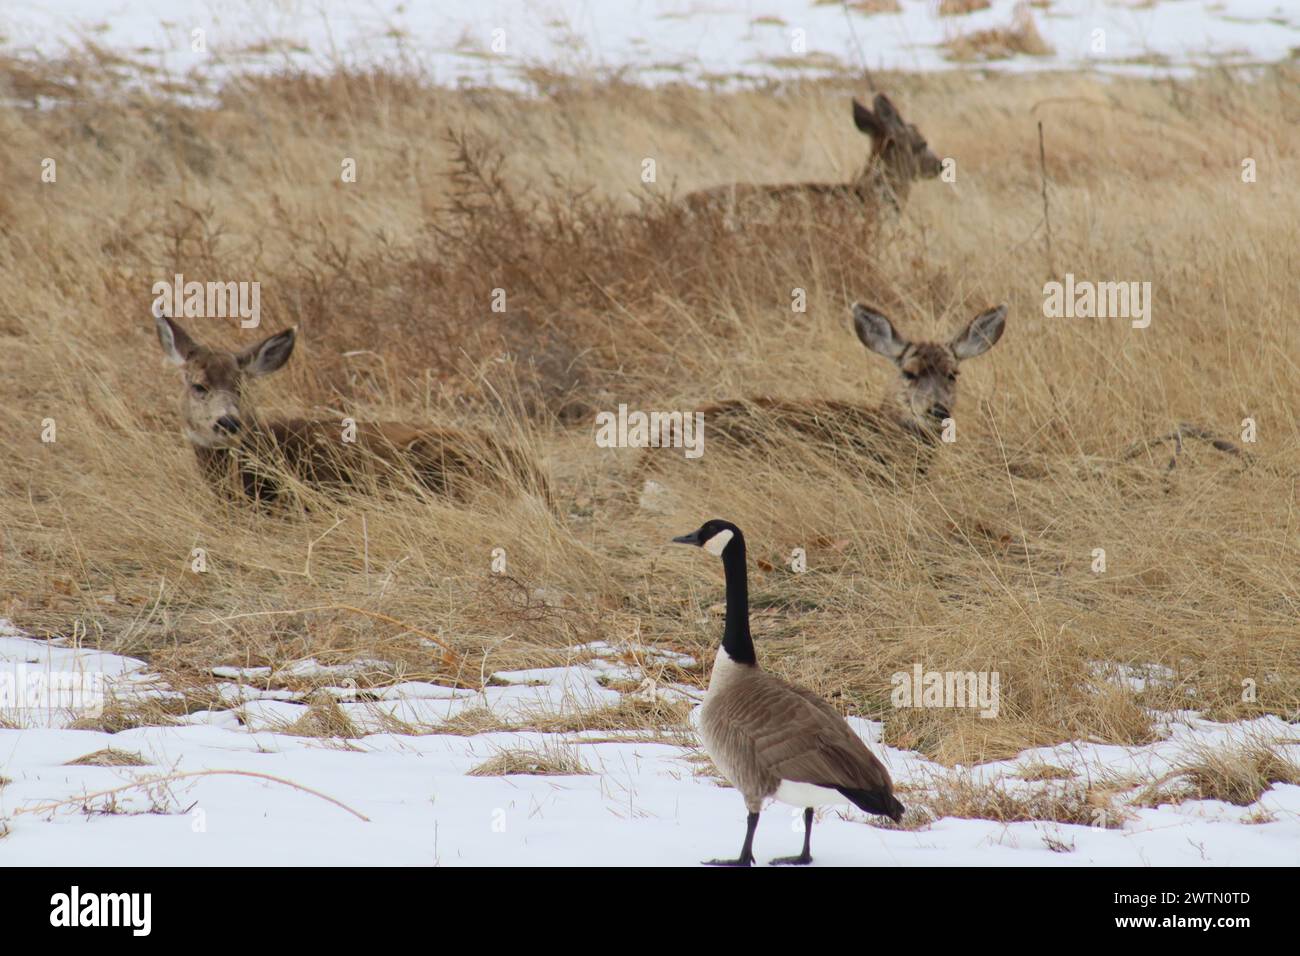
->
xmin=275 ymin=657 xmax=392 ymax=679
xmin=5 ymin=0 xmax=1292 ymax=97
xmin=1088 ymin=660 xmax=1179 ymax=694
xmin=211 ymin=665 xmax=272 ymax=680
xmin=2 ymin=620 xmax=1298 ymax=865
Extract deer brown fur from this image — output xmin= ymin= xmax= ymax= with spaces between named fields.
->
xmin=153 ymin=308 xmax=550 ymax=506
xmin=684 ymin=94 xmax=942 ymax=218
xmin=689 ymin=303 xmax=1007 ymax=477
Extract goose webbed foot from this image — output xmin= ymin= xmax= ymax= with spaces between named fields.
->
xmin=703 ymin=810 xmax=760 ymax=867
xmin=768 ymin=808 xmax=815 ymax=865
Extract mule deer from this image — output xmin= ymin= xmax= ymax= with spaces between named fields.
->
xmin=152 ymin=306 xmax=550 ymax=505
xmin=684 ymin=94 xmax=942 ymax=219
xmin=639 ymin=304 xmax=1006 ymax=495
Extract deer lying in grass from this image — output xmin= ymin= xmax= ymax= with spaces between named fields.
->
xmin=153 ymin=307 xmax=550 ymax=506
xmin=684 ymin=94 xmax=943 ymax=218
xmin=639 ymin=304 xmax=1006 ymax=496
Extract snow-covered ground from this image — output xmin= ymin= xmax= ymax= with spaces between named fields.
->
xmin=1 ymin=0 xmax=1296 ymax=88
xmin=3 ymin=624 xmax=1297 ymax=865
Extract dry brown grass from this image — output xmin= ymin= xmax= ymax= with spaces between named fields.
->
xmin=938 ymin=0 xmax=992 ymax=16
xmin=281 ymin=692 xmax=363 ymax=739
xmin=841 ymin=0 xmax=903 ymax=14
xmin=911 ymin=769 xmax=1131 ymax=827
xmin=1 ymin=49 xmax=1298 ymax=772
xmin=1015 ymin=762 xmax=1074 ymax=781
xmin=66 ymin=697 xmax=184 ymax=733
xmin=467 ymin=741 xmax=591 ymax=776
xmin=434 ymin=696 xmax=694 ymax=736
xmin=1134 ymin=738 xmax=1300 ymax=807
xmin=945 ymin=3 xmax=1054 ymax=61
xmin=65 ymin=747 xmax=149 ymax=767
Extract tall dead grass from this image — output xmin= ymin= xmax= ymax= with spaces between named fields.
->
xmin=0 ymin=51 xmax=1297 ymax=766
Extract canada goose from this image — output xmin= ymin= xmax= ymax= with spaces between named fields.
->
xmin=673 ymin=519 xmax=905 ymax=865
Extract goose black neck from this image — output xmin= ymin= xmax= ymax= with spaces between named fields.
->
xmin=720 ymin=534 xmax=756 ymax=666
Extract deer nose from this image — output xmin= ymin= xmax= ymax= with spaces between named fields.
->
xmin=215 ymin=416 xmax=241 ymax=435
xmin=929 ymin=403 xmax=951 ymax=421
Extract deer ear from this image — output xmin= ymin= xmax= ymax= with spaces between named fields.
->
xmin=852 ymin=303 xmax=908 ymax=360
xmin=853 ymin=98 xmax=884 ymax=138
xmin=872 ymin=93 xmax=904 ymax=130
xmin=154 ymin=313 xmax=199 ymax=366
xmin=238 ymin=327 xmax=296 ymax=377
xmin=950 ymin=305 xmax=1007 ymax=360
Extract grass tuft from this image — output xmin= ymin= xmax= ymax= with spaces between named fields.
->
xmin=467 ymin=741 xmax=591 ymax=776
xmin=65 ymin=748 xmax=150 ymax=767
xmin=945 ymin=3 xmax=1054 ymax=61
xmin=1135 ymin=739 xmax=1300 ymax=807
xmin=938 ymin=0 xmax=992 ymax=15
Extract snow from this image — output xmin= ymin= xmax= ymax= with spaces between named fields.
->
xmin=1 ymin=0 xmax=1296 ymax=90
xmin=2 ymin=625 xmax=1297 ymax=866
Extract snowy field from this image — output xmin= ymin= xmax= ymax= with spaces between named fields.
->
xmin=1 ymin=0 xmax=1297 ymax=87
xmin=3 ymin=624 xmax=1297 ymax=866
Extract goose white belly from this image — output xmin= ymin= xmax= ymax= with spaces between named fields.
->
xmin=773 ymin=780 xmax=849 ymax=808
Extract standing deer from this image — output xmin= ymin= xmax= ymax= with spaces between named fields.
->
xmin=152 ymin=306 xmax=550 ymax=505
xmin=684 ymin=94 xmax=943 ymax=218
xmin=638 ymin=303 xmax=1006 ymax=500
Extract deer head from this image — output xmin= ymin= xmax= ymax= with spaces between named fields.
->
xmin=851 ymin=94 xmax=943 ymax=206
xmin=153 ymin=304 xmax=296 ymax=449
xmin=851 ymin=303 xmax=1007 ymax=434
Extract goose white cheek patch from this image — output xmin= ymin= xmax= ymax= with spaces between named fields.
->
xmin=703 ymin=528 xmax=734 ymax=556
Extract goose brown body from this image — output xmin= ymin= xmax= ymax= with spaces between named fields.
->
xmin=700 ymin=650 xmax=901 ymax=817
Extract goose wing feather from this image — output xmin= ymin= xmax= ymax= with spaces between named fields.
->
xmin=703 ymin=672 xmax=894 ymax=797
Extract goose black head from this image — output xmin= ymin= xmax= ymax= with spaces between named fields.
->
xmin=673 ymin=519 xmax=743 ymax=558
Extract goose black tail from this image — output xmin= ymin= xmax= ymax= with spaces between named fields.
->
xmin=837 ymin=787 xmax=906 ymax=823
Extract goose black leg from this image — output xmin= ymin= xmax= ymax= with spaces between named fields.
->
xmin=770 ymin=808 xmax=814 ymax=865
xmin=704 ymin=811 xmax=759 ymax=866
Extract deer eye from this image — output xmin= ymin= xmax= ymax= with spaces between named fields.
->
xmin=190 ymin=382 xmax=208 ymax=396
xmin=902 ymin=370 xmax=918 ymax=382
